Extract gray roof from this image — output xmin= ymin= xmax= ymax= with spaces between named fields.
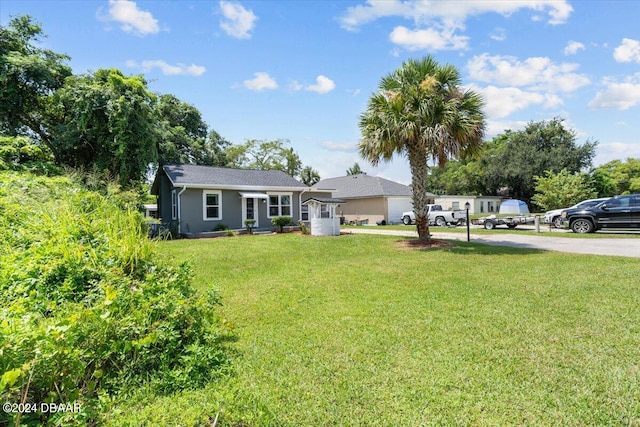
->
xmin=312 ymin=174 xmax=412 ymax=198
xmin=302 ymin=197 xmax=345 ymax=204
xmin=160 ymin=164 xmax=307 ymax=189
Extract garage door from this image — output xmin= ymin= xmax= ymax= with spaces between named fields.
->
xmin=387 ymin=197 xmax=413 ymax=225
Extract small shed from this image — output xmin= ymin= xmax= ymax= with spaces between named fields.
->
xmin=302 ymin=197 xmax=344 ymax=236
xmin=499 ymin=199 xmax=530 ymax=215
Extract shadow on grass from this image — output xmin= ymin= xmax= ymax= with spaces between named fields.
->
xmin=396 ymin=237 xmax=545 ymax=256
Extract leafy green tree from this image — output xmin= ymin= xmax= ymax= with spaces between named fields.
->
xmin=479 ymin=119 xmax=596 ymax=203
xmin=300 ymin=165 xmax=320 ymax=186
xmin=202 ymin=129 xmax=233 ymax=166
xmin=155 ymin=94 xmax=208 ymax=165
xmin=346 ymin=162 xmax=365 ymax=175
xmin=425 ymin=160 xmax=485 ymax=195
xmin=0 ymin=135 xmax=57 ymax=174
xmin=226 ymin=138 xmax=304 ymax=177
xmin=359 ymin=56 xmax=485 ymax=241
xmin=589 ymin=158 xmax=640 ymax=196
xmin=50 ymin=68 xmax=157 ymax=187
xmin=0 ymin=15 xmax=71 ymax=141
xmin=531 ymin=169 xmax=597 ymax=211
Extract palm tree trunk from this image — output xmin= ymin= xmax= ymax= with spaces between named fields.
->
xmin=408 ymin=147 xmax=431 ymax=242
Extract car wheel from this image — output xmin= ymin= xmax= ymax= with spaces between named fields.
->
xmin=435 ymin=216 xmax=447 ymax=227
xmin=402 ymin=215 xmax=412 ymax=225
xmin=553 ymin=216 xmax=563 ymax=228
xmin=571 ymin=218 xmax=594 ymax=233
xmin=483 ymin=220 xmax=495 ymax=230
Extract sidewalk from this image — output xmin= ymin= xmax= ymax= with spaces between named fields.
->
xmin=343 ymin=227 xmax=640 ymax=258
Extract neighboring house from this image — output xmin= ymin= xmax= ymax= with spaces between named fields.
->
xmin=434 ymin=195 xmax=502 ymax=215
xmin=151 ymin=164 xmax=309 ymax=236
xmin=311 ymin=174 xmax=431 ymax=225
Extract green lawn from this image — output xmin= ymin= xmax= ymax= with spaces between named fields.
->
xmin=112 ymin=233 xmax=640 ymax=426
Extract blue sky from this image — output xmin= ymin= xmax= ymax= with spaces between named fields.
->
xmin=2 ymin=0 xmax=639 ymax=184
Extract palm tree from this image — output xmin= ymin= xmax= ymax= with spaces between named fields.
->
xmin=359 ymin=56 xmax=485 ymax=242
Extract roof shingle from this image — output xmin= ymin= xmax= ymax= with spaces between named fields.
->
xmin=312 ymin=174 xmax=412 ymax=198
xmin=161 ymin=164 xmax=307 ymax=188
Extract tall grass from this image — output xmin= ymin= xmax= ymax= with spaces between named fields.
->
xmin=0 ymin=171 xmax=230 ymax=426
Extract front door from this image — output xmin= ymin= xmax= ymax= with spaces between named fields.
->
xmin=242 ymin=197 xmax=258 ymax=228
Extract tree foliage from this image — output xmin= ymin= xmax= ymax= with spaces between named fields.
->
xmin=480 ymin=119 xmax=596 ymax=203
xmin=300 ymin=165 xmax=320 ymax=186
xmin=531 ymin=169 xmax=597 ymax=211
xmin=425 ymin=118 xmax=598 ymax=204
xmin=589 ymin=158 xmax=640 ymax=196
xmin=226 ymin=138 xmax=304 ymax=177
xmin=0 ymin=135 xmax=58 ymax=174
xmin=0 ymin=15 xmax=71 ymax=138
xmin=359 ymin=56 xmax=485 ymax=241
xmin=346 ymin=162 xmax=365 ymax=175
xmin=50 ymin=68 xmax=158 ymax=186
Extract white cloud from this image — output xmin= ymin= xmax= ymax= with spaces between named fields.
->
xmin=288 ymin=80 xmax=304 ymax=91
xmin=126 ymin=60 xmax=205 ymax=76
xmin=475 ymin=85 xmax=563 ymax=119
xmin=594 ymin=142 xmax=640 ymax=166
xmin=564 ymin=41 xmax=585 ymax=55
xmin=484 ymin=119 xmax=528 ymax=139
xmin=290 ymin=76 xmax=336 ymax=94
xmin=105 ymin=0 xmax=159 ymax=36
xmin=243 ymin=72 xmax=278 ymax=91
xmin=490 ymin=27 xmax=506 ymax=42
xmin=339 ymin=0 xmax=573 ymax=31
xmin=588 ymin=75 xmax=640 ymax=110
xmin=613 ymin=38 xmax=640 ymax=63
xmin=305 ymin=75 xmax=336 ymax=94
xmin=389 ymin=25 xmax=469 ymax=51
xmin=467 ymin=54 xmax=590 ymax=92
xmin=219 ymin=1 xmax=257 ymax=39
xmin=320 ymin=141 xmax=358 ymax=152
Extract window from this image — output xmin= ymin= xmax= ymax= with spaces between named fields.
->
xmin=301 ymin=204 xmax=309 ymax=221
xmin=488 ymin=201 xmax=495 ymax=212
xmin=203 ymin=190 xmax=222 ymax=220
xmin=171 ymin=190 xmax=178 ymax=220
xmin=452 ymin=202 xmax=460 ymax=210
xmin=480 ymin=201 xmax=485 ymax=213
xmin=268 ymin=193 xmax=292 ymax=217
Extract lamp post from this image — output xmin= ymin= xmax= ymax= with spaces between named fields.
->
xmin=464 ymin=202 xmax=471 ymax=242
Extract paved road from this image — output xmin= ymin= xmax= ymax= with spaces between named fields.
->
xmin=344 ymin=227 xmax=640 ymax=258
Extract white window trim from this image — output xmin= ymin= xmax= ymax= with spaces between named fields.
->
xmin=202 ymin=190 xmax=223 ymax=221
xmin=267 ymin=192 xmax=293 ymax=218
xmin=171 ymin=190 xmax=178 ymax=220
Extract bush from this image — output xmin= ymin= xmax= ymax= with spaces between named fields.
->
xmin=213 ymin=223 xmax=229 ymax=232
xmin=271 ymin=216 xmax=293 ymax=233
xmin=0 ymin=172 xmax=231 ymax=425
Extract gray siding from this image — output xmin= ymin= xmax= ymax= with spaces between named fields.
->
xmin=178 ymin=189 xmax=302 ymax=234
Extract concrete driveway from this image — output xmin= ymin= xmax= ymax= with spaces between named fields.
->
xmin=344 ymin=227 xmax=640 ymax=258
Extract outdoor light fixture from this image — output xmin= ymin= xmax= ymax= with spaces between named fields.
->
xmin=464 ymin=202 xmax=471 ymax=242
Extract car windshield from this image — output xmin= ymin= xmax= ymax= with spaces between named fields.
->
xmin=576 ymin=200 xmax=603 ymax=208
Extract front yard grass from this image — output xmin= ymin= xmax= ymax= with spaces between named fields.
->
xmin=119 ymin=233 xmax=639 ymax=425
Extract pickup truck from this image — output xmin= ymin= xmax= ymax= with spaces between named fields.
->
xmin=401 ymin=204 xmax=466 ymax=227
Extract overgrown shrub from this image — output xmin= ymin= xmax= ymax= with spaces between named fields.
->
xmin=271 ymin=216 xmax=293 ymax=233
xmin=0 ymin=172 xmax=231 ymax=425
xmin=213 ymin=223 xmax=230 ymax=231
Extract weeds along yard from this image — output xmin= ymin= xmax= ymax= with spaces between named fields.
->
xmin=146 ymin=233 xmax=640 ymax=426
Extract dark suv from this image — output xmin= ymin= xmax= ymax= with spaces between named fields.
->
xmin=562 ymin=194 xmax=640 ymax=233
